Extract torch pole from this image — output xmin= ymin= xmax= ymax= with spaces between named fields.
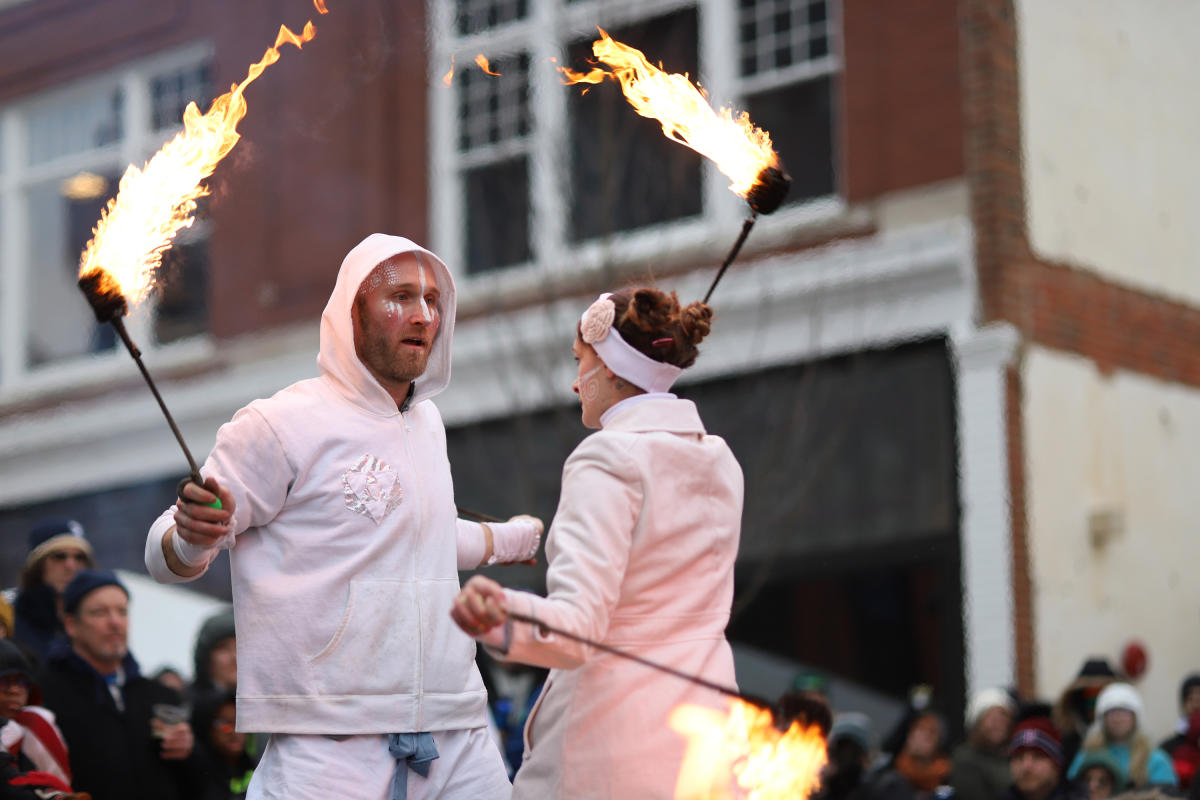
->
xmin=506 ymin=611 xmax=773 ymax=713
xmin=456 ymin=506 xmax=503 ymax=524
xmin=702 ymin=211 xmax=758 ymax=305
xmin=108 ymin=315 xmax=205 ymax=487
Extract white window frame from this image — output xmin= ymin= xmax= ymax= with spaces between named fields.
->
xmin=0 ymin=42 xmax=216 ymax=401
xmin=429 ymin=0 xmax=844 ymax=301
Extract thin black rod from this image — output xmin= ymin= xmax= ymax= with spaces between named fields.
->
xmin=506 ymin=610 xmax=772 ymax=712
xmin=702 ymin=212 xmax=758 ymax=305
xmin=457 ymin=506 xmax=503 ymax=524
xmin=109 ymin=316 xmax=204 ymax=486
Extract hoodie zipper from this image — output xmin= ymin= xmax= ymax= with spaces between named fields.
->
xmin=400 ymin=407 xmax=426 ymax=729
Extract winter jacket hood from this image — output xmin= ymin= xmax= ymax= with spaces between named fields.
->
xmin=316 ymin=234 xmax=456 ymax=415
xmin=192 ymin=609 xmax=235 ymax=692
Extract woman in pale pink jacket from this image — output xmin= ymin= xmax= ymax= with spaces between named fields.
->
xmin=452 ymin=287 xmax=744 ymax=799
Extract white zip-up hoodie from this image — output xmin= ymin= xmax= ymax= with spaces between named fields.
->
xmin=145 ymin=234 xmax=487 ymax=735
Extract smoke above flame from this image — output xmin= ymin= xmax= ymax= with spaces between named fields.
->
xmin=671 ymin=699 xmax=828 ymax=800
xmin=560 ymin=28 xmax=779 ymax=199
xmin=77 ymin=18 xmax=321 ymax=305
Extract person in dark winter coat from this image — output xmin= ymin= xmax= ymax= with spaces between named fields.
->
xmin=37 ymin=570 xmax=201 ymax=800
xmin=191 ymin=611 xmax=236 ymax=696
xmin=13 ymin=520 xmax=93 ymax=665
xmin=190 ymin=689 xmax=255 ymax=800
xmin=815 ymin=712 xmax=875 ymax=800
xmin=1160 ymin=674 xmax=1200 ymax=791
xmin=952 ymin=688 xmax=1018 ymax=800
xmin=0 ymin=639 xmax=72 ymax=785
xmin=1006 ymin=717 xmax=1084 ymax=800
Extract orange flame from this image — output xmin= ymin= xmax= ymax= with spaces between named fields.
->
xmin=443 ymin=54 xmax=455 ymax=87
xmin=560 ymin=28 xmax=778 ymax=199
xmin=313 ymin=0 xmax=329 ymax=13
xmin=670 ymin=699 xmax=827 ymax=800
xmin=77 ymin=20 xmax=319 ymax=304
xmin=475 ymin=53 xmax=501 ymax=76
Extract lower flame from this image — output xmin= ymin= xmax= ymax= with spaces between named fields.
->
xmin=560 ymin=28 xmax=779 ymax=199
xmin=671 ymin=699 xmax=827 ymax=800
xmin=77 ymin=20 xmax=319 ymax=304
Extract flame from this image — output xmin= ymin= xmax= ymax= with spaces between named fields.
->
xmin=560 ymin=28 xmax=779 ymax=198
xmin=313 ymin=0 xmax=328 ymax=12
xmin=670 ymin=699 xmax=827 ymax=800
xmin=77 ymin=20 xmax=319 ymax=304
xmin=443 ymin=54 xmax=455 ymax=87
xmin=475 ymin=53 xmax=501 ymax=76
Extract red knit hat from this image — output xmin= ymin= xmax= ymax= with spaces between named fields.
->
xmin=1009 ymin=717 xmax=1063 ymax=767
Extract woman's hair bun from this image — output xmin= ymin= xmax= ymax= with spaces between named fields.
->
xmin=678 ymin=301 xmax=713 ymax=346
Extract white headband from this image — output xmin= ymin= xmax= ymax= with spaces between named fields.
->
xmin=579 ymin=293 xmax=683 ymax=393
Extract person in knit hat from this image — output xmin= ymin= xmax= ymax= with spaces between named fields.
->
xmin=13 ymin=520 xmax=93 ymax=664
xmin=1006 ymin=717 xmax=1080 ymax=800
xmin=1066 ymin=682 xmax=1177 ymax=789
xmin=952 ymin=688 xmax=1018 ymax=800
xmin=1072 ymin=750 xmax=1126 ymax=800
xmin=1052 ymin=658 xmax=1120 ymax=769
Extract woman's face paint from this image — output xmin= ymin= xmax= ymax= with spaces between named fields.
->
xmin=572 ymin=336 xmax=613 ymax=429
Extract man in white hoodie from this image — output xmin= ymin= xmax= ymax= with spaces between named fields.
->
xmin=144 ymin=234 xmax=540 ymax=800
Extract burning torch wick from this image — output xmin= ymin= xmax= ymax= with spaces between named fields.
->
xmin=702 ymin=163 xmax=792 ymax=305
xmin=77 ymin=270 xmax=206 ymax=489
xmin=506 ymin=610 xmax=776 ymax=718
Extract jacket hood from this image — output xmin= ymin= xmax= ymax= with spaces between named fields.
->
xmin=192 ymin=609 xmax=235 ymax=691
xmin=317 ymin=234 xmax=457 ymax=415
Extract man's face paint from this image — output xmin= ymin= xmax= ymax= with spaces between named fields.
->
xmin=353 ymin=254 xmax=442 ymax=393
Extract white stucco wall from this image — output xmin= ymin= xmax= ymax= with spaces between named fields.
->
xmin=1016 ymin=0 xmax=1200 ymax=304
xmin=1024 ymin=345 xmax=1200 ymax=738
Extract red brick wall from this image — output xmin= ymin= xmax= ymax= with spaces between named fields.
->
xmin=842 ymin=0 xmax=966 ymax=201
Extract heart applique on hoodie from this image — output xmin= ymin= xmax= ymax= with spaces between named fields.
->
xmin=341 ymin=454 xmax=403 ymax=523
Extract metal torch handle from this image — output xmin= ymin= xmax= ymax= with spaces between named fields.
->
xmin=108 ymin=316 xmax=205 ymax=486
xmin=505 ymin=610 xmax=773 ymax=713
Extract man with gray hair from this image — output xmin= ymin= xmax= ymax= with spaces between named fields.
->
xmin=145 ymin=234 xmax=541 ymax=799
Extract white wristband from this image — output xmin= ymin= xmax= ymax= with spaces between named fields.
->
xmin=485 ymin=518 xmax=542 ymax=566
xmin=171 ymin=527 xmax=215 ymax=568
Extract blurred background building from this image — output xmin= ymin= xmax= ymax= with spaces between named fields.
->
xmin=0 ymin=0 xmax=1195 ymax=733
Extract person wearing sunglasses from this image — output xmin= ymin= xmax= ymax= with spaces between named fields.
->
xmin=13 ymin=520 xmax=93 ymax=665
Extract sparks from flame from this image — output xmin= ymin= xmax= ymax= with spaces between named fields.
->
xmin=670 ymin=699 xmax=827 ymax=800
xmin=77 ymin=20 xmax=320 ymax=305
xmin=443 ymin=54 xmax=455 ymax=87
xmin=559 ymin=28 xmax=779 ymax=199
xmin=474 ymin=53 xmax=501 ymax=76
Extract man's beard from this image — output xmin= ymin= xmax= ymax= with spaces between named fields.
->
xmin=359 ymin=323 xmax=430 ymax=385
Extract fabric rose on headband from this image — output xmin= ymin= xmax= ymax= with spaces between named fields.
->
xmin=580 ymin=294 xmax=615 ymax=344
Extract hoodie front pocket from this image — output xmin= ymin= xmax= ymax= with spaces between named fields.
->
xmin=308 ymin=579 xmax=420 ymax=697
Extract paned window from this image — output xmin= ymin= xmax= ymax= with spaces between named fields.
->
xmin=0 ymin=46 xmax=214 ymax=390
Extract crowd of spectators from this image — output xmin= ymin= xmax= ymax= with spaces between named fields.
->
xmin=1 ymin=516 xmax=1196 ymax=800
xmin=812 ymin=660 xmax=1200 ymax=800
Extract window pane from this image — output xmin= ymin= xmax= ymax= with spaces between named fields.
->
xmin=738 ymin=0 xmax=832 ymax=77
xmin=26 ymin=87 xmax=123 ymax=166
xmin=457 ymin=52 xmax=530 ymax=153
xmin=455 ymin=0 xmax=528 ymax=36
xmin=150 ymin=62 xmax=214 ymax=130
xmin=743 ymin=74 xmax=835 ymax=203
xmin=25 ymin=173 xmax=121 ymax=367
xmin=464 ymin=156 xmax=530 ymax=274
xmin=154 ymin=239 xmax=210 ymax=344
xmin=567 ymin=9 xmax=703 ymax=241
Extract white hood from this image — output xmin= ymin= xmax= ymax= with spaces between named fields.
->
xmin=316 ymin=233 xmax=457 ymax=415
